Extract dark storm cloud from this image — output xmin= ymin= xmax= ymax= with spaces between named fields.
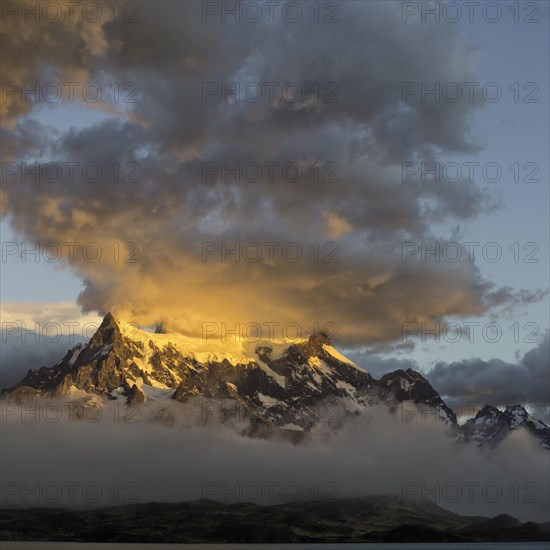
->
xmin=0 ymin=1 xmax=545 ymax=341
xmin=425 ymin=333 xmax=550 ymax=415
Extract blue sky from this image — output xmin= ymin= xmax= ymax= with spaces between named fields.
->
xmin=399 ymin=6 xmax=550 ymax=367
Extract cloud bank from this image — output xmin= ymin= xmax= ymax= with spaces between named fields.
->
xmin=1 ymin=1 xmax=544 ymax=345
xmin=1 ymin=404 xmax=548 ymax=522
xmin=425 ymin=333 xmax=550 ymax=421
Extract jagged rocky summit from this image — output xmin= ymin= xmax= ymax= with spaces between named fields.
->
xmin=4 ymin=313 xmax=549 ymax=449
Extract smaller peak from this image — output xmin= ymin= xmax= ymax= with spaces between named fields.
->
xmin=88 ymin=312 xmax=122 ymax=348
xmin=505 ymin=404 xmax=529 ymax=418
xmin=308 ymin=332 xmax=331 ymax=345
xmin=476 ymin=405 xmax=500 ymax=417
xmin=381 ymin=369 xmax=408 ymax=379
xmin=255 ymin=346 xmax=273 ymax=359
xmin=100 ymin=312 xmax=118 ymax=327
xmin=155 ymin=323 xmax=167 ymax=334
xmin=405 ymin=368 xmax=422 ymax=378
xmin=505 ymin=404 xmax=528 ymax=414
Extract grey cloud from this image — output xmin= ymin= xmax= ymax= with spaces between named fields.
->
xmin=425 ymin=333 xmax=550 ymax=419
xmin=341 ymin=349 xmax=419 ymax=379
xmin=1 ymin=1 xmax=545 ymax=344
xmin=0 ymin=334 xmax=85 ymax=390
xmin=1 ymin=404 xmax=549 ymax=522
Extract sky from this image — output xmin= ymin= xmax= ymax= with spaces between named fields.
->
xmin=1 ymin=0 xmax=549 ymax=412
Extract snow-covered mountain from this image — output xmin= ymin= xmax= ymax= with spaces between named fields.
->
xmin=461 ymin=404 xmax=550 ymax=450
xmin=3 ymin=313 xmax=549 ymax=449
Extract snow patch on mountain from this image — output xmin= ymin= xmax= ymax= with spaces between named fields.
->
xmin=256 ymin=359 xmax=286 ymax=388
xmin=68 ymin=344 xmax=85 ymax=367
xmin=322 ymin=344 xmax=361 ymax=369
xmin=140 ymin=385 xmax=176 ymax=401
xmin=119 ymin=320 xmax=292 ymax=368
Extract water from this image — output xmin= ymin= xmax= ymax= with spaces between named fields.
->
xmin=0 ymin=544 xmax=547 ymax=549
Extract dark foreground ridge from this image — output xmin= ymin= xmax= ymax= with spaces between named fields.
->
xmin=0 ymin=496 xmax=549 ymax=543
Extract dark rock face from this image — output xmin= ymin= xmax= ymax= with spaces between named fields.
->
xmin=3 ymin=314 xmax=549 ymax=449
xmin=379 ymin=368 xmax=457 ymax=423
xmin=460 ymin=404 xmax=550 ymax=450
xmin=126 ymin=383 xmax=145 ymax=406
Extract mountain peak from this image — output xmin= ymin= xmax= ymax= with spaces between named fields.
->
xmin=88 ymin=312 xmax=122 ymax=349
xmin=505 ymin=404 xmax=528 ymax=416
xmin=463 ymin=403 xmax=550 ymax=450
xmin=476 ymin=405 xmax=500 ymax=418
xmin=101 ymin=311 xmax=117 ymax=325
xmin=5 ymin=314 xmax=548 ymax=449
xmin=308 ymin=331 xmax=331 ymax=345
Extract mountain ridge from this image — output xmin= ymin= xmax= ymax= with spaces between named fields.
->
xmin=3 ymin=313 xmax=549 ymax=449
